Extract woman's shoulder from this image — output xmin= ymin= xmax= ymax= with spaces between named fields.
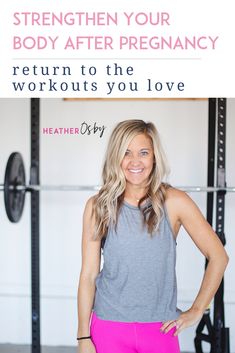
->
xmin=82 ymin=194 xmax=99 ymax=233
xmin=161 ymin=185 xmax=194 ymax=232
xmin=163 ymin=184 xmax=196 ymax=215
xmin=85 ymin=193 xmax=98 ymax=205
xmin=162 ymin=184 xmax=192 ymax=208
xmin=83 ymin=193 xmax=99 ymax=216
xmin=164 ymin=184 xmax=186 ymax=199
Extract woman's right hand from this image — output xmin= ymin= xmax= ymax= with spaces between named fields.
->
xmin=77 ymin=338 xmax=97 ymax=353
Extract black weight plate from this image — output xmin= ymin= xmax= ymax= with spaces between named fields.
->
xmin=4 ymin=152 xmax=26 ymax=223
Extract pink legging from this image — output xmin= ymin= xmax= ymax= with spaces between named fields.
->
xmin=90 ymin=311 xmax=180 ymax=353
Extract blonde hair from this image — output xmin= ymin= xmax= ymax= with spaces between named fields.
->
xmin=92 ymin=119 xmax=171 ymax=240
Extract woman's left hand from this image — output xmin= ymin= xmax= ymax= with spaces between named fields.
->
xmin=160 ymin=307 xmax=204 ymax=336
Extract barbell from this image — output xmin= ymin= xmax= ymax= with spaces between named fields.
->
xmin=1 ymin=152 xmax=235 ymax=223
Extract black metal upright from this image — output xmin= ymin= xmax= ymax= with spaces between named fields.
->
xmin=194 ymin=98 xmax=217 ymax=353
xmin=194 ymin=98 xmax=230 ymax=353
xmin=213 ymin=98 xmax=230 ymax=353
xmin=207 ymin=98 xmax=216 ymax=227
xmin=30 ymin=98 xmax=41 ymax=353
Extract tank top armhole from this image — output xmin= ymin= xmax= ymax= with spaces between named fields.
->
xmin=163 ymin=204 xmax=177 ymax=244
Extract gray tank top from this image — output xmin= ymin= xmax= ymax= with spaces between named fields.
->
xmin=93 ymin=199 xmax=181 ymax=322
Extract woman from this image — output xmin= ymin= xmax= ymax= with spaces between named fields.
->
xmin=76 ymin=119 xmax=229 ymax=353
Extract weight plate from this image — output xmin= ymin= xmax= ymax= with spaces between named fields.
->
xmin=4 ymin=152 xmax=26 ymax=223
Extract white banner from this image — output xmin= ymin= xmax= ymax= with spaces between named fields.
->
xmin=0 ymin=0 xmax=234 ymax=97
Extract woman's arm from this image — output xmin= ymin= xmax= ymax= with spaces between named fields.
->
xmin=77 ymin=196 xmax=101 ymax=337
xmin=161 ymin=188 xmax=229 ymax=335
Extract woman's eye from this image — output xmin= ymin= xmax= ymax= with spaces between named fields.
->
xmin=140 ymin=151 xmax=148 ymax=156
xmin=125 ymin=151 xmax=131 ymax=156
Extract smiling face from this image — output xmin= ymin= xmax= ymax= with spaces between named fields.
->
xmin=121 ymin=133 xmax=155 ymax=189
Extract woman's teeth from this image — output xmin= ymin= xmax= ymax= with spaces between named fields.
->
xmin=128 ymin=169 xmax=143 ymax=173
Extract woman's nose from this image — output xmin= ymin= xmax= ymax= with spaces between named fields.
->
xmin=130 ymin=155 xmax=141 ymax=164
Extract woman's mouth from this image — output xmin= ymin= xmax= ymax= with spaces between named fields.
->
xmin=128 ymin=168 xmax=144 ymax=174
